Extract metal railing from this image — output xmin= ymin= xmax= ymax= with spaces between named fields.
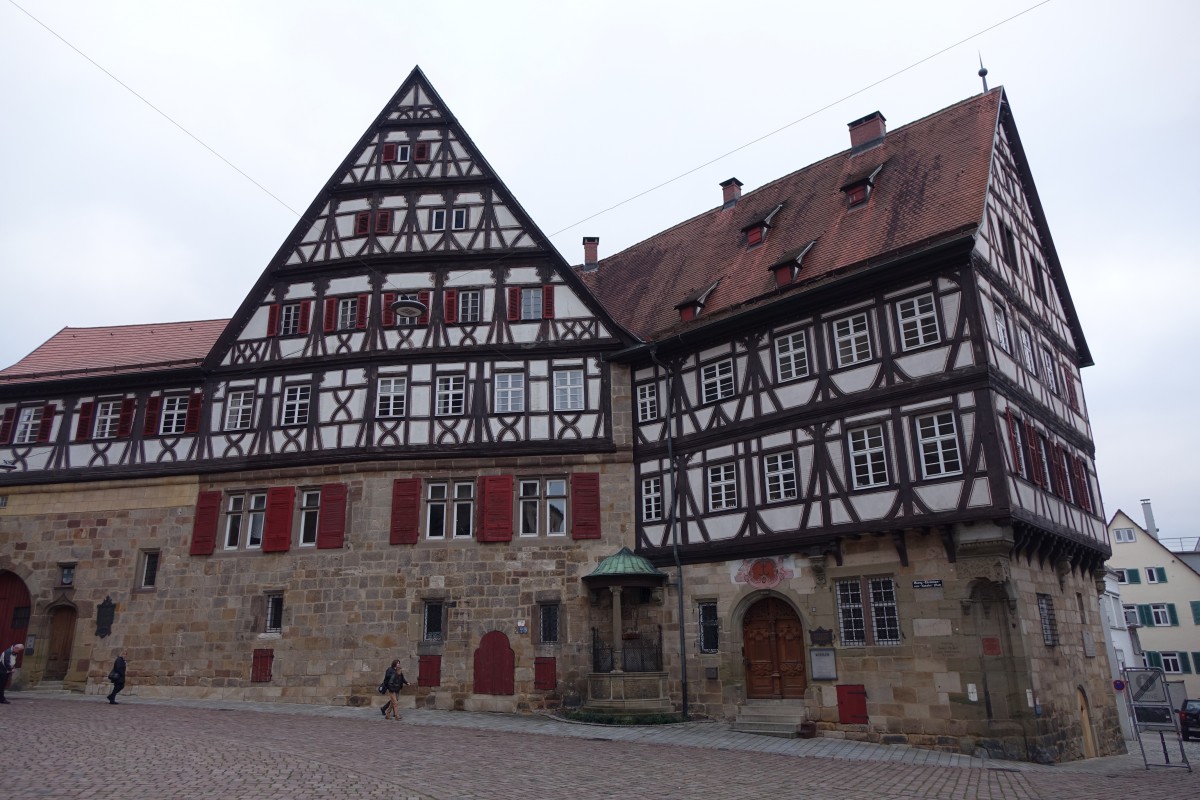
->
xmin=591 ymin=626 xmax=663 ymax=673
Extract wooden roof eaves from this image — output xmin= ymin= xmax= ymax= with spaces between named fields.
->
xmin=995 ymin=90 xmax=1093 ymax=367
xmin=0 ymin=363 xmax=207 ymax=402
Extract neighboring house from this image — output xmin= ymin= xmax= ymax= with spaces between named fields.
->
xmin=1099 ymin=568 xmax=1136 ymax=738
xmin=1108 ymin=504 xmax=1200 ymax=699
xmin=0 ymin=69 xmax=1121 ymax=762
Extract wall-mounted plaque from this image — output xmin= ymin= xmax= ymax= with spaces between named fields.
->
xmin=95 ymin=596 xmax=115 ymax=638
xmin=912 ymin=579 xmax=943 ymax=589
xmin=810 ymin=648 xmax=837 ymax=680
xmin=810 ymin=627 xmax=834 ymax=647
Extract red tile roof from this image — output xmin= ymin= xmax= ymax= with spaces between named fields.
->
xmin=580 ymin=89 xmax=1002 ymax=340
xmin=0 ymin=320 xmax=228 ymax=384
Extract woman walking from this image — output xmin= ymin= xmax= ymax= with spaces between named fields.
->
xmin=380 ymin=659 xmax=407 ymax=720
xmin=106 ymin=650 xmax=127 ymax=704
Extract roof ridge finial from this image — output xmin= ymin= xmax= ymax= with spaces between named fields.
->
xmin=978 ymin=54 xmax=989 ymax=93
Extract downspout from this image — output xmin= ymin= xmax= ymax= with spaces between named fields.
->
xmin=650 ymin=344 xmax=688 ymax=719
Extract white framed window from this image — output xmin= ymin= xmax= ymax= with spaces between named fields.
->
xmin=337 ymin=297 xmax=359 ymax=331
xmin=763 ymin=452 xmax=798 ymax=502
xmin=1038 ymin=593 xmax=1059 ymax=645
xmin=775 ymin=331 xmax=809 ymax=382
xmin=431 ymin=209 xmax=447 ymax=232
xmin=848 ymin=425 xmax=888 ymax=489
xmin=426 ymin=481 xmax=474 ymax=539
xmin=519 ymin=479 xmax=567 ymax=537
xmin=1018 ymin=326 xmax=1037 ymax=375
xmin=698 ymin=601 xmax=719 ymax=653
xmin=520 ymin=287 xmax=543 ymax=320
xmin=376 ymin=377 xmax=407 ymax=418
xmin=224 ymin=390 xmax=254 ymax=431
xmin=1161 ymin=653 xmax=1184 ymax=673
xmin=160 ymin=395 xmax=189 ymax=435
xmin=1145 ymin=567 xmax=1167 ymax=584
xmin=458 ymin=290 xmax=481 ymax=323
xmin=225 ymin=492 xmax=266 ymax=550
xmin=452 ymin=207 xmax=469 ymax=230
xmin=836 ymin=577 xmax=901 ymax=646
xmin=637 ymin=384 xmax=658 ymax=422
xmin=299 ymin=489 xmax=321 ymax=546
xmin=834 ymin=313 xmax=872 ymax=367
xmin=707 ymin=464 xmax=738 ymax=511
xmin=1040 ymin=345 xmax=1058 ymax=393
xmin=435 ymin=375 xmax=466 ymax=416
xmin=494 ymin=373 xmax=525 ymax=413
xmin=1150 ymin=604 xmax=1173 ymax=626
xmin=392 ymin=143 xmax=411 ymax=163
xmin=553 ymin=369 xmax=584 ymax=411
xmin=993 ymin=299 xmax=1011 ymax=353
xmin=896 ymin=293 xmax=940 ymax=349
xmin=139 ymin=551 xmax=160 ymax=589
xmin=13 ymin=406 xmax=43 ymax=444
xmin=94 ymin=400 xmax=122 ymax=439
xmin=281 ymin=386 xmax=310 ymax=426
xmin=701 ymin=359 xmax=735 ymax=404
xmin=279 ymin=303 xmax=302 ymax=336
xmin=641 ymin=476 xmax=663 ymax=522
xmin=1122 ymin=604 xmax=1138 ymax=626
xmin=915 ymin=412 xmax=961 ymax=478
xmin=1113 ymin=527 xmax=1136 ymax=543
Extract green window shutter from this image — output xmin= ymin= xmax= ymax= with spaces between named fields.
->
xmin=1168 ymin=604 xmax=1179 ymax=626
xmin=1147 ymin=651 xmax=1163 ymax=669
xmin=1137 ymin=605 xmax=1154 ymax=627
xmin=1155 ymin=567 xmax=1167 ymax=583
xmin=1193 ymin=653 xmax=1200 ymax=673
xmin=1127 ymin=569 xmax=1141 ymax=584
xmin=1191 ymin=601 xmax=1200 ymax=625
xmin=1182 ymin=654 xmax=1193 ymax=674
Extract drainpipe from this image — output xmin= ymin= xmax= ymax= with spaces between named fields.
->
xmin=650 ymin=345 xmax=688 ymax=719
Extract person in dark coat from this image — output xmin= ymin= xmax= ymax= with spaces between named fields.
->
xmin=0 ymin=643 xmax=24 ymax=703
xmin=380 ymin=658 xmax=408 ymax=720
xmin=106 ymin=651 xmax=127 ymax=704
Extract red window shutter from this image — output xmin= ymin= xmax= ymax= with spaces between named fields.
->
xmin=382 ymin=142 xmax=397 ymax=163
xmin=746 ymin=226 xmax=764 ymax=246
xmin=117 ymin=399 xmax=137 ymax=438
xmin=418 ymin=654 xmax=441 ymax=686
xmin=1024 ymin=420 xmax=1042 ymax=488
xmin=836 ymin=684 xmax=869 ymax=724
xmin=298 ymin=300 xmax=312 ymax=334
xmin=143 ymin=396 xmax=162 ymax=437
xmin=417 ymin=290 xmax=431 ymax=325
xmin=190 ymin=491 xmax=222 ymax=556
xmin=375 ymin=210 xmax=392 ymax=234
xmin=266 ymin=304 xmax=280 ymax=337
xmin=507 ymin=287 xmax=520 ymax=321
xmin=75 ymin=401 xmax=95 ymax=442
xmin=570 ymin=472 xmax=602 ymax=540
xmin=1004 ymin=408 xmax=1021 ymax=476
xmin=1074 ymin=456 xmax=1093 ymax=512
xmin=356 ymin=293 xmax=370 ymax=329
xmin=263 ymin=486 xmax=296 ymax=552
xmin=316 ymin=482 xmax=348 ymax=549
xmin=0 ymin=408 xmax=15 ymax=444
xmin=323 ymin=298 xmax=338 ymax=332
xmin=354 ymin=211 xmax=370 ymax=235
xmin=542 ymin=284 xmax=555 ymax=319
xmin=251 ymin=648 xmax=274 ymax=682
xmin=382 ymin=293 xmax=396 ymax=327
xmin=413 ymin=142 xmax=430 ymax=162
xmin=534 ymin=656 xmax=557 ymax=690
xmin=1062 ymin=363 xmax=1079 ymax=411
xmin=478 ymin=475 xmax=513 ymax=542
xmin=1051 ymin=444 xmax=1067 ymax=498
xmin=444 ymin=289 xmax=458 ymax=324
xmin=389 ymin=478 xmax=422 ymax=544
xmin=184 ymin=392 xmax=203 ymax=434
xmin=36 ymin=403 xmax=57 ymax=443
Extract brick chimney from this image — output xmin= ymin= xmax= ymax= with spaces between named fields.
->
xmin=582 ymin=236 xmax=599 ymax=271
xmin=720 ymin=178 xmax=743 ymax=208
xmin=848 ymin=111 xmax=887 ymax=150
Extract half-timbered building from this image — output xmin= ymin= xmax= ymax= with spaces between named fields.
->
xmin=0 ymin=72 xmax=1121 ymax=761
xmin=581 ymin=88 xmax=1121 ymax=761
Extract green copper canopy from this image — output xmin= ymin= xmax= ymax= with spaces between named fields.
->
xmin=583 ymin=547 xmax=667 ymax=587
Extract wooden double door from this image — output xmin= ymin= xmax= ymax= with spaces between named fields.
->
xmin=743 ymin=597 xmax=807 ymax=699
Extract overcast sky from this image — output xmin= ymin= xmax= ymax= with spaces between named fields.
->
xmin=2 ymin=0 xmax=1196 ymax=543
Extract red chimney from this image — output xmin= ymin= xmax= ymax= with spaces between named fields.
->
xmin=582 ymin=236 xmax=599 ymax=270
xmin=720 ymin=178 xmax=743 ymax=208
xmin=848 ymin=112 xmax=886 ymax=150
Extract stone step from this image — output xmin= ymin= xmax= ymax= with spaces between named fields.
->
xmin=731 ymin=720 xmax=801 ymax=738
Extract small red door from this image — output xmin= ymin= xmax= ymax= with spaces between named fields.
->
xmin=473 ymin=630 xmax=514 ymax=695
xmin=743 ymin=598 xmax=807 ymax=699
xmin=837 ymin=684 xmax=868 ymax=723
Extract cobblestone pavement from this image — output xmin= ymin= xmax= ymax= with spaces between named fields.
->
xmin=3 ymin=689 xmax=1197 ymax=799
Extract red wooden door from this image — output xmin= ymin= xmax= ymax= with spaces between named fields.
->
xmin=473 ymin=630 xmax=514 ymax=695
xmin=836 ymin=684 xmax=868 ymax=723
xmin=0 ymin=571 xmax=31 ymax=655
xmin=743 ymin=598 xmax=807 ymax=699
xmin=45 ymin=607 xmax=76 ymax=680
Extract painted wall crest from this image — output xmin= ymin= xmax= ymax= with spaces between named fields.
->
xmin=736 ymin=557 xmax=792 ymax=589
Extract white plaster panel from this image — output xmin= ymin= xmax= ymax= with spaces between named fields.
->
xmin=408 ymin=421 xmax=429 ymax=442
xmin=530 ymin=416 xmax=549 ymax=439
xmin=914 ymin=482 xmax=961 ymax=512
xmin=509 ymin=324 xmax=539 ymax=344
xmin=689 ymin=407 xmax=713 ymax=434
xmin=555 ymin=290 xmax=594 ymax=320
xmin=805 ymin=504 xmax=823 ymax=528
xmin=340 ymin=198 xmax=371 ymax=212
xmin=941 ymin=292 xmax=960 ymax=330
xmin=759 ymin=431 xmax=793 ymax=450
xmin=831 ymin=364 xmax=880 ymax=394
xmin=494 ymin=206 xmax=518 ymax=228
xmin=884 ymin=281 xmax=932 ymax=300
xmin=704 ymin=514 xmax=742 ymax=542
xmin=775 ymin=380 xmax=817 ymax=409
xmin=327 ymin=276 xmax=374 ymax=295
xmin=829 ymin=500 xmax=850 ymax=525
xmin=410 ymin=386 xmax=430 ymax=417
xmin=849 ymin=490 xmax=896 ymax=521
xmin=759 ymin=507 xmax=799 ymax=533
xmin=895 ymin=348 xmax=949 ymax=378
xmin=705 ymin=444 xmax=735 ymax=461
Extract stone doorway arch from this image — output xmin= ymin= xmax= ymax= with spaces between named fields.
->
xmin=742 ymin=596 xmax=806 ymax=699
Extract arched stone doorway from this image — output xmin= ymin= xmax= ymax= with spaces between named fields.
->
xmin=743 ymin=596 xmax=806 ymax=699
xmin=1077 ymin=687 xmax=1097 ymax=758
xmin=44 ymin=606 xmax=77 ymax=681
xmin=0 ymin=570 xmax=31 ymax=652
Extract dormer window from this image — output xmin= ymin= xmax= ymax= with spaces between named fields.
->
xmin=746 ymin=226 xmax=765 ymax=246
xmin=675 ymin=280 xmax=720 ymax=322
xmin=741 ymin=203 xmax=784 ymax=248
xmin=846 ymin=184 xmax=868 ymax=207
xmin=770 ymin=240 xmax=816 ymax=288
xmin=840 ymin=162 xmax=885 ymax=209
